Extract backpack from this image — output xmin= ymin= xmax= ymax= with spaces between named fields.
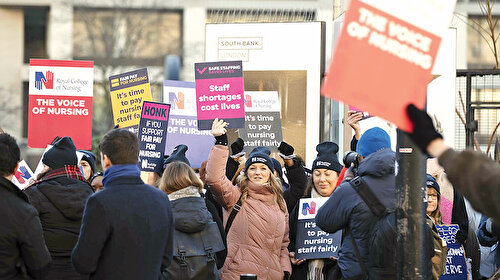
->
xmin=348 ymin=176 xmax=397 ymax=279
xmin=161 ymin=221 xmax=225 ymax=280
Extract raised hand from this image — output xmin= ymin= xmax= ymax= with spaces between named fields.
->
xmin=346 ymin=110 xmax=363 ymax=131
xmin=211 ymin=118 xmax=228 ymax=137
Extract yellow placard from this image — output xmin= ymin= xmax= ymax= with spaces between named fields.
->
xmin=109 ymin=69 xmax=152 ymax=128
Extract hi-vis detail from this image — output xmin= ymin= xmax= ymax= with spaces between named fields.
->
xmin=298 ymin=197 xmax=329 ymax=220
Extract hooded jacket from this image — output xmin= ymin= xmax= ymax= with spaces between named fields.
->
xmin=0 ymin=176 xmax=51 ymax=280
xmin=316 ymin=148 xmax=396 ymax=279
xmin=164 ymin=188 xmax=224 ymax=279
xmin=206 ymin=145 xmax=292 ymax=280
xmin=25 ymin=166 xmax=93 ymax=279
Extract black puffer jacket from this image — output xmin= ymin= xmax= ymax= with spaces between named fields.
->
xmin=25 ymin=171 xmax=93 ymax=280
xmin=283 ymin=159 xmax=308 ymax=214
xmin=0 ymin=177 xmax=51 ymax=279
xmin=316 ymin=148 xmax=396 ymax=279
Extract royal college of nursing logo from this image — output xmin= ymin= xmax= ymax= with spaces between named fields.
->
xmin=244 ymin=94 xmax=252 ymax=107
xmin=168 ymin=91 xmax=185 ymax=110
xmin=34 ymin=71 xmax=54 ymax=90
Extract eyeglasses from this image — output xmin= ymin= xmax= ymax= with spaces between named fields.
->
xmin=427 ymin=194 xmax=438 ymax=200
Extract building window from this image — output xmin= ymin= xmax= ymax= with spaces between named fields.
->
xmin=467 ymin=15 xmax=500 ymax=69
xmin=24 ymin=7 xmax=49 ymax=63
xmin=73 ymin=8 xmax=182 ymax=67
xmin=206 ymin=9 xmax=316 ymax=23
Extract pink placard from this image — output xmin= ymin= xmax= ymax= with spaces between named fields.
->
xmin=195 ymin=61 xmax=245 ymax=130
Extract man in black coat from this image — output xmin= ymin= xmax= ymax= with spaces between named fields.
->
xmin=0 ymin=133 xmax=51 ymax=279
xmin=72 ymin=129 xmax=174 ymax=279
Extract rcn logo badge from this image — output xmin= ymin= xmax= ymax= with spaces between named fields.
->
xmin=251 ymin=157 xmax=267 ymax=163
xmin=34 ymin=71 xmax=54 ymax=90
xmin=316 ymin=161 xmax=331 ymax=167
xmin=244 ymin=94 xmax=252 ymax=108
xmin=302 ymin=201 xmax=317 ymax=216
xmin=168 ymin=91 xmax=185 ymax=110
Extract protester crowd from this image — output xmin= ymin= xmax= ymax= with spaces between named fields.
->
xmin=1 ymin=104 xmax=499 ymax=280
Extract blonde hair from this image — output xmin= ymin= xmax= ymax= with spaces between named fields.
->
xmin=235 ymin=171 xmax=287 ymax=213
xmin=159 ymin=161 xmax=203 ymax=195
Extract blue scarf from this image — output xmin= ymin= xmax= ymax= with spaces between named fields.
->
xmin=102 ymin=164 xmax=141 ymax=188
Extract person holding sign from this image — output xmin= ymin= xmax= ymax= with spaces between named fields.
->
xmin=287 ymin=141 xmax=343 ymax=280
xmin=25 ymin=137 xmax=93 ymax=280
xmin=425 ymin=174 xmax=448 ymax=279
xmin=205 ymin=118 xmax=292 ymax=280
xmin=406 ymin=104 xmax=500 ymax=222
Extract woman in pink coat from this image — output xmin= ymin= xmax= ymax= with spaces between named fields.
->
xmin=206 ymin=119 xmax=292 ymax=280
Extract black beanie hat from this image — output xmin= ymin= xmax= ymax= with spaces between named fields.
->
xmin=312 ymin=142 xmax=343 ymax=173
xmin=426 ymin=174 xmax=440 ymax=196
xmin=164 ymin=145 xmax=190 ymax=167
xmin=42 ymin=136 xmax=78 ymax=169
xmin=244 ymin=147 xmax=274 ymax=173
xmin=78 ymin=150 xmax=96 ymax=172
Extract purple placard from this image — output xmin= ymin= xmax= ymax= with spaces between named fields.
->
xmin=165 ymin=115 xmax=214 ymax=168
xmin=195 ymin=61 xmax=245 ymax=130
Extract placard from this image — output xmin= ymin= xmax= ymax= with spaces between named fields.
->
xmin=11 ymin=160 xmax=35 ymax=190
xmin=321 ymin=0 xmax=456 ymax=131
xmin=109 ymin=68 xmax=152 ymax=129
xmin=28 ymin=59 xmax=94 ymax=149
xmin=138 ymin=101 xmax=171 ymax=173
xmin=296 ymin=197 xmax=342 ymax=260
xmin=436 ymin=224 xmax=467 ymax=279
xmin=195 ymin=60 xmax=245 ymax=130
xmin=239 ymin=91 xmax=283 ymax=151
xmin=163 ymin=80 xmax=214 ymax=168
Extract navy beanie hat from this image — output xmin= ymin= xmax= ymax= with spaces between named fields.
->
xmin=312 ymin=142 xmax=343 ymax=172
xmin=244 ymin=147 xmax=274 ymax=173
xmin=426 ymin=174 xmax=440 ymax=196
xmin=164 ymin=145 xmax=190 ymax=167
xmin=356 ymin=127 xmax=391 ymax=157
xmin=42 ymin=136 xmax=78 ymax=169
xmin=78 ymin=150 xmax=96 ymax=172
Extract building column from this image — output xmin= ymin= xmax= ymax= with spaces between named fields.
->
xmin=181 ymin=6 xmax=206 ymax=81
xmin=0 ymin=7 xmax=24 ymax=138
xmin=47 ymin=1 xmax=73 ymax=59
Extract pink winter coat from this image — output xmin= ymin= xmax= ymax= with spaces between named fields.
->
xmin=206 ymin=145 xmax=292 ymax=280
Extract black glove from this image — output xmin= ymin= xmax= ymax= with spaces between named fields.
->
xmin=283 ymin=271 xmax=290 ymax=280
xmin=230 ymin=138 xmax=245 ymax=157
xmin=406 ymin=104 xmax=442 ymax=154
xmin=278 ymin=141 xmax=295 ymax=159
xmin=214 ymin=134 xmax=228 ymax=146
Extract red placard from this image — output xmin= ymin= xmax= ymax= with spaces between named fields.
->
xmin=28 ymin=59 xmax=94 ymax=149
xmin=321 ymin=0 xmax=442 ymax=131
